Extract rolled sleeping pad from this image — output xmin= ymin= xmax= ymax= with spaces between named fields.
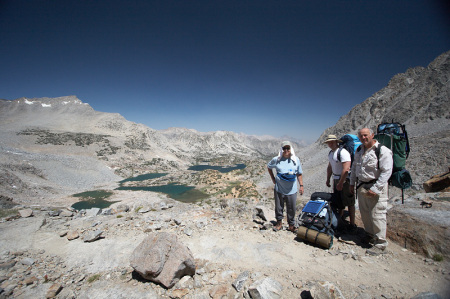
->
xmin=310 ymin=192 xmax=334 ymax=202
xmin=297 ymin=226 xmax=333 ymax=249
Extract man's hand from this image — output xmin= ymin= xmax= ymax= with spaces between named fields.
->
xmin=349 ymin=185 xmax=355 ymax=195
xmin=326 ymin=179 xmax=331 ymax=187
xmin=336 ymin=181 xmax=344 ymax=191
xmin=367 ymin=189 xmax=378 ymax=197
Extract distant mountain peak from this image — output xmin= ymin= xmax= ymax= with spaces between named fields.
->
xmin=19 ymin=95 xmax=86 ymax=105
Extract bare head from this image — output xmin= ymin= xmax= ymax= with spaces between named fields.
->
xmin=358 ymin=128 xmax=375 ymax=148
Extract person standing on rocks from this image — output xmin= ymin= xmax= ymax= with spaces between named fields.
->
xmin=349 ymin=128 xmax=393 ymax=250
xmin=324 ymin=134 xmax=356 ymax=232
xmin=267 ymin=141 xmax=304 ymax=232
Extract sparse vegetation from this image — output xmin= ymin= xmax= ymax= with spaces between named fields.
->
xmin=433 ymin=253 xmax=444 ymax=262
xmin=87 ymin=274 xmax=101 ymax=283
xmin=96 ymin=143 xmax=120 ymax=156
xmin=124 ymin=133 xmax=150 ymax=150
xmin=0 ymin=208 xmax=19 ymax=218
xmin=18 ymin=129 xmax=111 ymax=147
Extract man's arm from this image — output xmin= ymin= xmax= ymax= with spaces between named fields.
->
xmin=268 ymin=168 xmax=276 ymax=184
xmin=297 ymin=174 xmax=304 ymax=195
xmin=336 ymin=161 xmax=350 ymax=191
xmin=326 ymin=163 xmax=332 ymax=187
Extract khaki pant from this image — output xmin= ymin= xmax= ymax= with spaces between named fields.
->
xmin=357 ymin=183 xmax=388 ymax=246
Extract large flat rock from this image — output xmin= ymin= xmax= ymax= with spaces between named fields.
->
xmin=387 ymin=192 xmax=450 ymax=260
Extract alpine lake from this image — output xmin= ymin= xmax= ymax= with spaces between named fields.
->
xmin=71 ymin=163 xmax=246 ymax=210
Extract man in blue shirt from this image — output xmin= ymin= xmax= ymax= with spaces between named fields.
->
xmin=267 ymin=141 xmax=304 ymax=232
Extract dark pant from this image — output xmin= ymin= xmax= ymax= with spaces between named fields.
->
xmin=274 ymin=190 xmax=297 ymax=226
xmin=333 ymin=178 xmax=355 ymax=209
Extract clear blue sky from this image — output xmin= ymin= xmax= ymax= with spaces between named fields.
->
xmin=1 ymin=1 xmax=449 ymax=143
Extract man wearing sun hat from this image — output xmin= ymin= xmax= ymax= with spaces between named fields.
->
xmin=267 ymin=141 xmax=304 ymax=232
xmin=324 ymin=134 xmax=357 ymax=233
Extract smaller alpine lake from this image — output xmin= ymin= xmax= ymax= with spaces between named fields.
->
xmin=115 ymin=183 xmax=209 ymax=203
xmin=71 ymin=190 xmax=117 ymax=211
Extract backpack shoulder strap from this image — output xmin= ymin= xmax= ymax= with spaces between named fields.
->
xmin=356 ymin=144 xmax=362 ymax=152
xmin=337 ymin=147 xmax=342 ymax=162
xmin=375 ymin=143 xmax=382 ymax=169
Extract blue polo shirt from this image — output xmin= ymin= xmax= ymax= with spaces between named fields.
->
xmin=268 ymin=156 xmax=302 ymax=195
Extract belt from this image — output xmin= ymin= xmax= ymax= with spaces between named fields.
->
xmin=356 ymin=179 xmax=377 ymax=190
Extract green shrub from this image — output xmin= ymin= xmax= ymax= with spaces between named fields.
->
xmin=433 ymin=254 xmax=444 ymax=262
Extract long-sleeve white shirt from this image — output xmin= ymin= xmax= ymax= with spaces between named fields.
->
xmin=350 ymin=141 xmax=393 ymax=194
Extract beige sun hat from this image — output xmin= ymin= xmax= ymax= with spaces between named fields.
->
xmin=324 ymin=134 xmax=342 ymax=143
xmin=281 ymin=141 xmax=292 ymax=148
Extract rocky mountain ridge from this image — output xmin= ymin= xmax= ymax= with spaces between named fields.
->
xmin=0 ymin=96 xmax=301 ymax=161
xmin=319 ymin=50 xmax=449 ymax=139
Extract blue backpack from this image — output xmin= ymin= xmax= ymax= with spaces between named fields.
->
xmin=337 ymin=134 xmax=362 ymax=165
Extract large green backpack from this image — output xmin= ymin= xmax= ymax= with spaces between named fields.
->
xmin=375 ymin=122 xmax=410 ymax=172
xmin=374 ymin=122 xmax=412 ymax=202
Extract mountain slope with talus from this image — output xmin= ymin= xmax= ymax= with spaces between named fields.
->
xmin=299 ymin=50 xmax=450 ymax=196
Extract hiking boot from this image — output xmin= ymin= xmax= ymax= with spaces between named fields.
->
xmin=374 ymin=241 xmax=388 ymax=251
xmin=288 ymin=225 xmax=295 ymax=233
xmin=341 ymin=210 xmax=350 ymax=220
xmin=273 ymin=221 xmax=282 ymax=232
xmin=366 ymin=246 xmax=385 ymax=256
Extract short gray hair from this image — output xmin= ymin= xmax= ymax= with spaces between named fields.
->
xmin=358 ymin=128 xmax=374 ymax=135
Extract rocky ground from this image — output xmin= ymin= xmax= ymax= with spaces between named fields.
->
xmin=1 ymin=190 xmax=449 ymax=299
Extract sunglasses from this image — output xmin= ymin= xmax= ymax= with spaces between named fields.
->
xmin=282 ymin=147 xmax=291 ymax=151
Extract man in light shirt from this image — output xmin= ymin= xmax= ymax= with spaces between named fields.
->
xmin=325 ymin=135 xmax=356 ymax=232
xmin=350 ymin=128 xmax=393 ymax=250
xmin=267 ymin=141 xmax=304 ymax=233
